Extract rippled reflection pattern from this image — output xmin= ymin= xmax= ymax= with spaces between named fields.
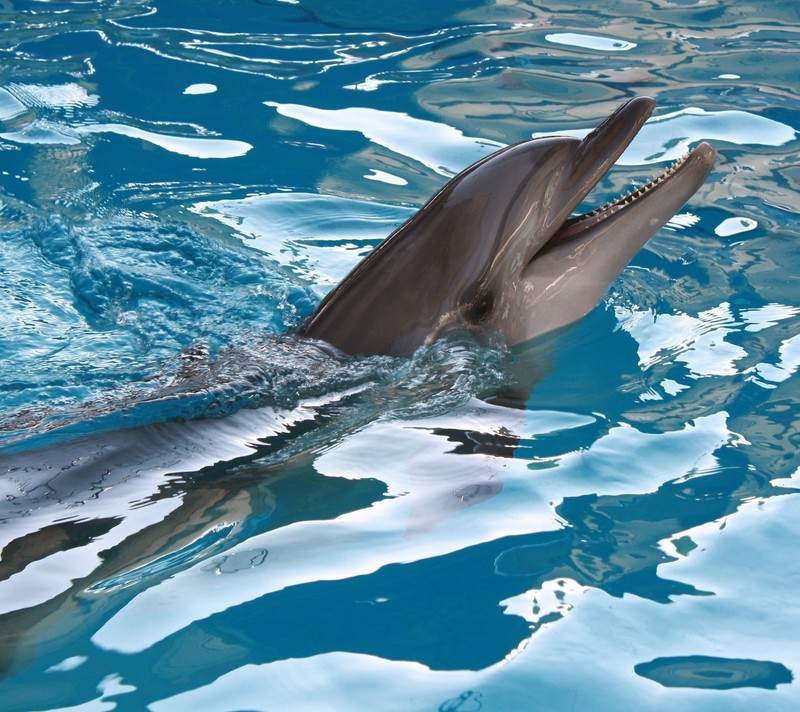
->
xmin=1 ymin=1 xmax=799 ymax=711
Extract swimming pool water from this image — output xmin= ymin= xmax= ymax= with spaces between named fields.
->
xmin=1 ymin=1 xmax=799 ymax=710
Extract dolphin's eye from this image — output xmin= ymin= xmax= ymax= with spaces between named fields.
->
xmin=464 ymin=290 xmax=494 ymax=323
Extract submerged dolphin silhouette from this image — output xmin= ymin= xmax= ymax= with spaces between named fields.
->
xmin=301 ymin=97 xmax=716 ymax=356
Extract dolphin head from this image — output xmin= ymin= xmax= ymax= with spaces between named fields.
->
xmin=300 ymin=98 xmax=716 ymax=356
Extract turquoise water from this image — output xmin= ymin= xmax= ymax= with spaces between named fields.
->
xmin=1 ymin=1 xmax=800 ymax=710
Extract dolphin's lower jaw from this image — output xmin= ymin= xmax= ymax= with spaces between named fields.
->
xmin=300 ymin=98 xmax=716 ymax=357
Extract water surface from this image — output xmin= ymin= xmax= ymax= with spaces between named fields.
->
xmin=1 ymin=1 xmax=799 ymax=710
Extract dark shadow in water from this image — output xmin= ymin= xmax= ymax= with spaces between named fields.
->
xmin=0 ymin=517 xmax=121 ymax=583
xmin=635 ymin=655 xmax=793 ymax=690
xmin=429 ymin=415 xmax=610 ymax=460
xmin=0 ymin=450 xmax=387 ymax=694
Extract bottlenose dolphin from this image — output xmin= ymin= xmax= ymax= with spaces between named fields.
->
xmin=301 ymin=97 xmax=716 ymax=356
xmin=0 ymin=98 xmax=718 ymax=683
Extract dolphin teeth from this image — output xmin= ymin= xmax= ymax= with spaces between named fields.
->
xmin=573 ymin=149 xmax=692 ymax=223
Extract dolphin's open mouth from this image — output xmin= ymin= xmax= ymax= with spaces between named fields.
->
xmin=545 ymin=142 xmax=716 ymax=248
xmin=571 ymin=152 xmax=693 ymax=226
xmin=513 ymin=95 xmax=715 ymax=260
xmin=550 ymin=143 xmax=714 ymax=242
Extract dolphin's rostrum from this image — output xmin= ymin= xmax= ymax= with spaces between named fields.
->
xmin=301 ymin=97 xmax=716 ymax=356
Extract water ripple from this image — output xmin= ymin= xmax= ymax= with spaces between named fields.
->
xmin=2 ymin=1 xmax=800 ymax=710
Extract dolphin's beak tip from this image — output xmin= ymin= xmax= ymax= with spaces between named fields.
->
xmin=617 ymin=95 xmax=656 ymax=122
xmin=690 ymin=141 xmax=717 ymax=172
xmin=697 ymin=141 xmax=716 ymax=157
xmin=631 ymin=95 xmax=656 ymax=109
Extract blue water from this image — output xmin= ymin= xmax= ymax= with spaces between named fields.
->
xmin=1 ymin=1 xmax=799 ymax=710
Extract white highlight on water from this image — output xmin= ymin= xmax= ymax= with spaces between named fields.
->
xmin=363 ymin=169 xmax=408 ymax=185
xmin=184 ymin=83 xmax=218 ymax=95
xmin=545 ymin=33 xmax=637 ymax=52
xmin=715 ymin=216 xmax=758 ymax=237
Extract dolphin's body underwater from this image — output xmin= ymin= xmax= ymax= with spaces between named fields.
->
xmin=301 ymin=97 xmax=716 ymax=356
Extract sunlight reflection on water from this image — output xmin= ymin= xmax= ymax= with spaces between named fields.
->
xmin=1 ymin=1 xmax=799 ymax=710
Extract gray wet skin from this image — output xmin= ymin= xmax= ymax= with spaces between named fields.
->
xmin=300 ymin=97 xmax=716 ymax=357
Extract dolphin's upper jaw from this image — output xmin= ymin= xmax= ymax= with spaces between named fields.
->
xmin=540 ymin=96 xmax=657 ymax=235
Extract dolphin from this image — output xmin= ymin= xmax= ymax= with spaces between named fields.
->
xmin=0 ymin=98 xmax=717 ymax=682
xmin=300 ymin=97 xmax=716 ymax=357
xmin=1 ymin=97 xmax=714 ymax=448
